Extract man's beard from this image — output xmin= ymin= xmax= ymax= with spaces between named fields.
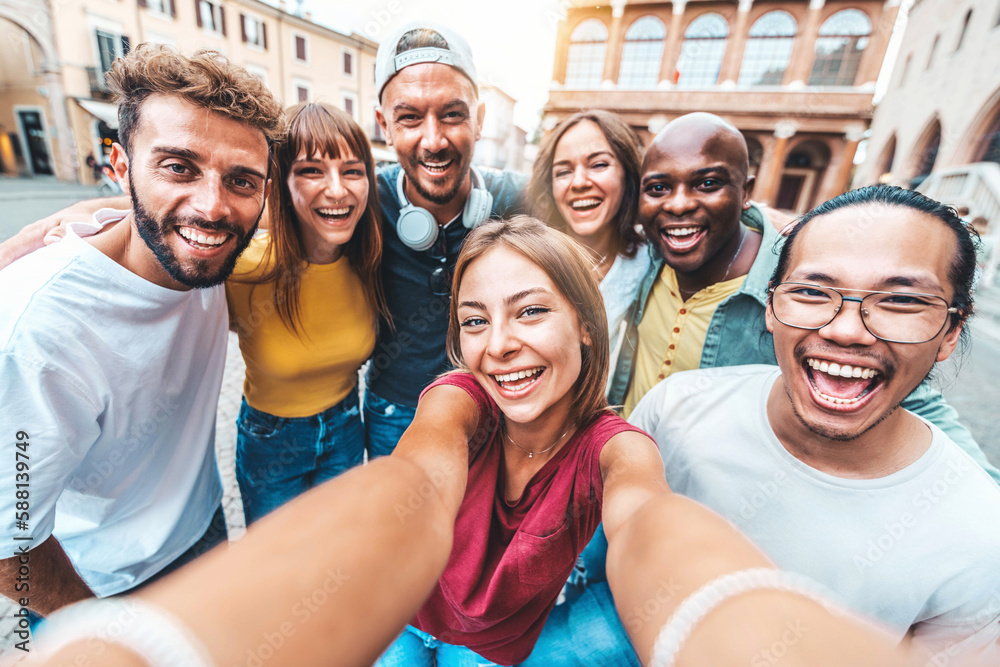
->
xmin=131 ymin=188 xmax=260 ymax=288
xmin=401 ymin=149 xmax=469 ymax=206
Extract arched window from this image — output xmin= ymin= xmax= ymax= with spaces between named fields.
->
xmin=877 ymin=135 xmax=896 ymax=181
xmin=565 ymin=19 xmax=608 ymax=88
xmin=955 ymin=9 xmax=972 ymax=51
xmin=738 ymin=11 xmax=797 ymax=86
xmin=676 ymin=13 xmax=728 ymax=88
xmin=809 ymin=9 xmax=871 ymax=86
xmin=619 ymin=16 xmax=666 ymax=87
xmin=910 ymin=120 xmax=941 ymax=188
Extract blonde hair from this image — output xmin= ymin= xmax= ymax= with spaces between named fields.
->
xmin=447 ymin=216 xmax=610 ymax=426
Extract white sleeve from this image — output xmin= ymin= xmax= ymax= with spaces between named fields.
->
xmin=0 ymin=352 xmax=101 ymax=554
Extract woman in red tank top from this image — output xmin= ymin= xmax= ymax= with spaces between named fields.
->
xmin=375 ymin=215 xmax=672 ymax=666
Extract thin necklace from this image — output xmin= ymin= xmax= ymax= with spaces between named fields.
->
xmin=504 ymin=424 xmax=574 ymax=458
xmin=720 ymin=227 xmax=747 ymax=283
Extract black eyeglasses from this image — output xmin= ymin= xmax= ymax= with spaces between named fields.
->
xmin=427 ymin=233 xmax=452 ymax=297
xmin=768 ymin=282 xmax=959 ymax=344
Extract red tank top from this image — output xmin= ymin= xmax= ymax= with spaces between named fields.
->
xmin=413 ymin=372 xmax=646 ymax=664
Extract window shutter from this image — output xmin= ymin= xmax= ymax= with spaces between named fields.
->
xmin=169 ymin=0 xmax=176 ymax=17
xmin=296 ymin=35 xmax=306 ymax=60
xmin=138 ymin=0 xmax=148 ymax=8
xmin=240 ymin=13 xmax=247 ymax=42
xmin=121 ymin=35 xmax=131 ymax=55
xmin=262 ymin=22 xmax=268 ymax=50
xmin=195 ymin=0 xmax=202 ymax=27
xmin=220 ymin=6 xmax=227 ymax=36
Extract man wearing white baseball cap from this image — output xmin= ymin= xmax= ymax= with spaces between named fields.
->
xmin=363 ymin=23 xmax=526 ymax=462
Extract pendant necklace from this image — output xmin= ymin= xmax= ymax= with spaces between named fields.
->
xmin=505 ymin=424 xmax=574 ymax=458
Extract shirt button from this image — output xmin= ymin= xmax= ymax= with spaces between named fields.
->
xmin=670 ymin=291 xmax=677 ymax=297
xmin=673 ymin=327 xmax=680 ymax=333
xmin=679 ymin=308 xmax=687 ymax=315
xmin=658 ymin=373 xmax=665 ymax=380
xmin=665 ymin=360 xmax=672 ymax=365
xmin=668 ymin=344 xmax=675 ymax=350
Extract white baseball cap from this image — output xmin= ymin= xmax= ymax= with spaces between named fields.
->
xmin=375 ymin=22 xmax=478 ymax=101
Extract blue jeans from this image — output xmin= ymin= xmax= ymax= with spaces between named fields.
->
xmin=517 ymin=583 xmax=638 ymax=667
xmin=363 ymin=390 xmax=417 ymax=459
xmin=236 ymin=391 xmax=364 ymax=524
xmin=376 ymin=625 xmax=503 ymax=667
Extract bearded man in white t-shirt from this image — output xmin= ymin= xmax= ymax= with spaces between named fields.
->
xmin=631 ymin=185 xmax=1000 ymax=664
xmin=0 ymin=45 xmax=281 ymax=617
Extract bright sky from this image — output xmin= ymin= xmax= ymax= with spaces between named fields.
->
xmin=297 ymin=0 xmax=564 ymax=133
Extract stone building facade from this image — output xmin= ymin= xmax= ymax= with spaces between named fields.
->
xmin=853 ymin=0 xmax=1000 ymax=189
xmin=545 ymin=0 xmax=900 ymax=213
xmin=0 ymin=0 xmax=381 ymax=183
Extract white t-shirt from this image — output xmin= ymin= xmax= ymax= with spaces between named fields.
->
xmin=0 ymin=213 xmax=225 ymax=596
xmin=630 ymin=364 xmax=1000 ymax=661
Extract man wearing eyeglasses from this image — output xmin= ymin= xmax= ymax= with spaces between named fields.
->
xmin=628 ymin=184 xmax=1000 ymax=661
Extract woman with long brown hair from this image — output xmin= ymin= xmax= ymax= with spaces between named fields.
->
xmin=226 ymin=102 xmax=389 ymax=524
xmin=528 ymin=110 xmax=650 ymax=373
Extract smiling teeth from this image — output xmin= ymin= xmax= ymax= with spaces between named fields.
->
xmin=178 ymin=227 xmax=227 ymax=246
xmin=493 ymin=367 xmax=542 ymax=384
xmin=665 ymin=227 xmax=701 ymax=236
xmin=806 ymin=358 xmax=878 ymax=380
xmin=422 ymin=160 xmax=451 ymax=172
xmin=571 ymin=198 xmax=601 ymax=209
xmin=318 ymin=207 xmax=350 ymax=216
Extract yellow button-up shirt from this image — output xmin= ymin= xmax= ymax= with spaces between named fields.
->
xmin=623 ymin=266 xmax=746 ymax=417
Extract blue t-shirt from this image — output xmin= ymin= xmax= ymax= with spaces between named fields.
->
xmin=366 ymin=164 xmax=527 ymax=406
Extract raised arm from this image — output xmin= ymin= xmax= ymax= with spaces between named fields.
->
xmin=606 ymin=490 xmax=910 ymax=667
xmin=23 ymin=455 xmax=457 ymax=667
xmin=389 ymin=382 xmax=481 ymax=519
xmin=0 ymin=196 xmax=128 ymax=270
xmin=23 ymin=383 xmax=481 ymax=667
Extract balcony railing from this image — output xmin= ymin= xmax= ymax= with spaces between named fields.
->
xmin=920 ymin=161 xmax=1000 ymax=288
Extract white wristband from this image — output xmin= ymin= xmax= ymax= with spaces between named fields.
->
xmin=649 ymin=568 xmax=838 ymax=667
xmin=35 ymin=598 xmax=214 ymax=667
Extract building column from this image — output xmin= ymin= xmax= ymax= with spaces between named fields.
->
xmin=551 ymin=13 xmax=572 ymax=85
xmin=658 ymin=0 xmax=687 ymax=87
xmin=757 ymin=121 xmax=797 ymax=206
xmin=855 ymin=0 xmax=899 ymax=87
xmin=42 ymin=65 xmax=79 ymax=183
xmin=824 ymin=125 xmax=866 ymax=201
xmin=786 ymin=0 xmax=825 ymax=86
xmin=719 ymin=0 xmax=753 ymax=86
xmin=602 ymin=0 xmax=628 ymax=85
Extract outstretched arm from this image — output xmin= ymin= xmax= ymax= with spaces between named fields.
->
xmin=606 ymin=492 xmax=909 ymax=666
xmin=24 ymin=455 xmax=458 ymax=667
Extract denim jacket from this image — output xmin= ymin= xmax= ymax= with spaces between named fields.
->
xmin=608 ymin=205 xmax=1000 ymax=484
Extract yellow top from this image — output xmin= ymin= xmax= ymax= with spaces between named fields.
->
xmin=623 ymin=265 xmax=746 ymax=417
xmin=226 ymin=235 xmax=375 ymax=418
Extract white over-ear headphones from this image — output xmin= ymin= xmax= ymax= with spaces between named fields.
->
xmin=395 ymin=165 xmax=494 ymax=251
